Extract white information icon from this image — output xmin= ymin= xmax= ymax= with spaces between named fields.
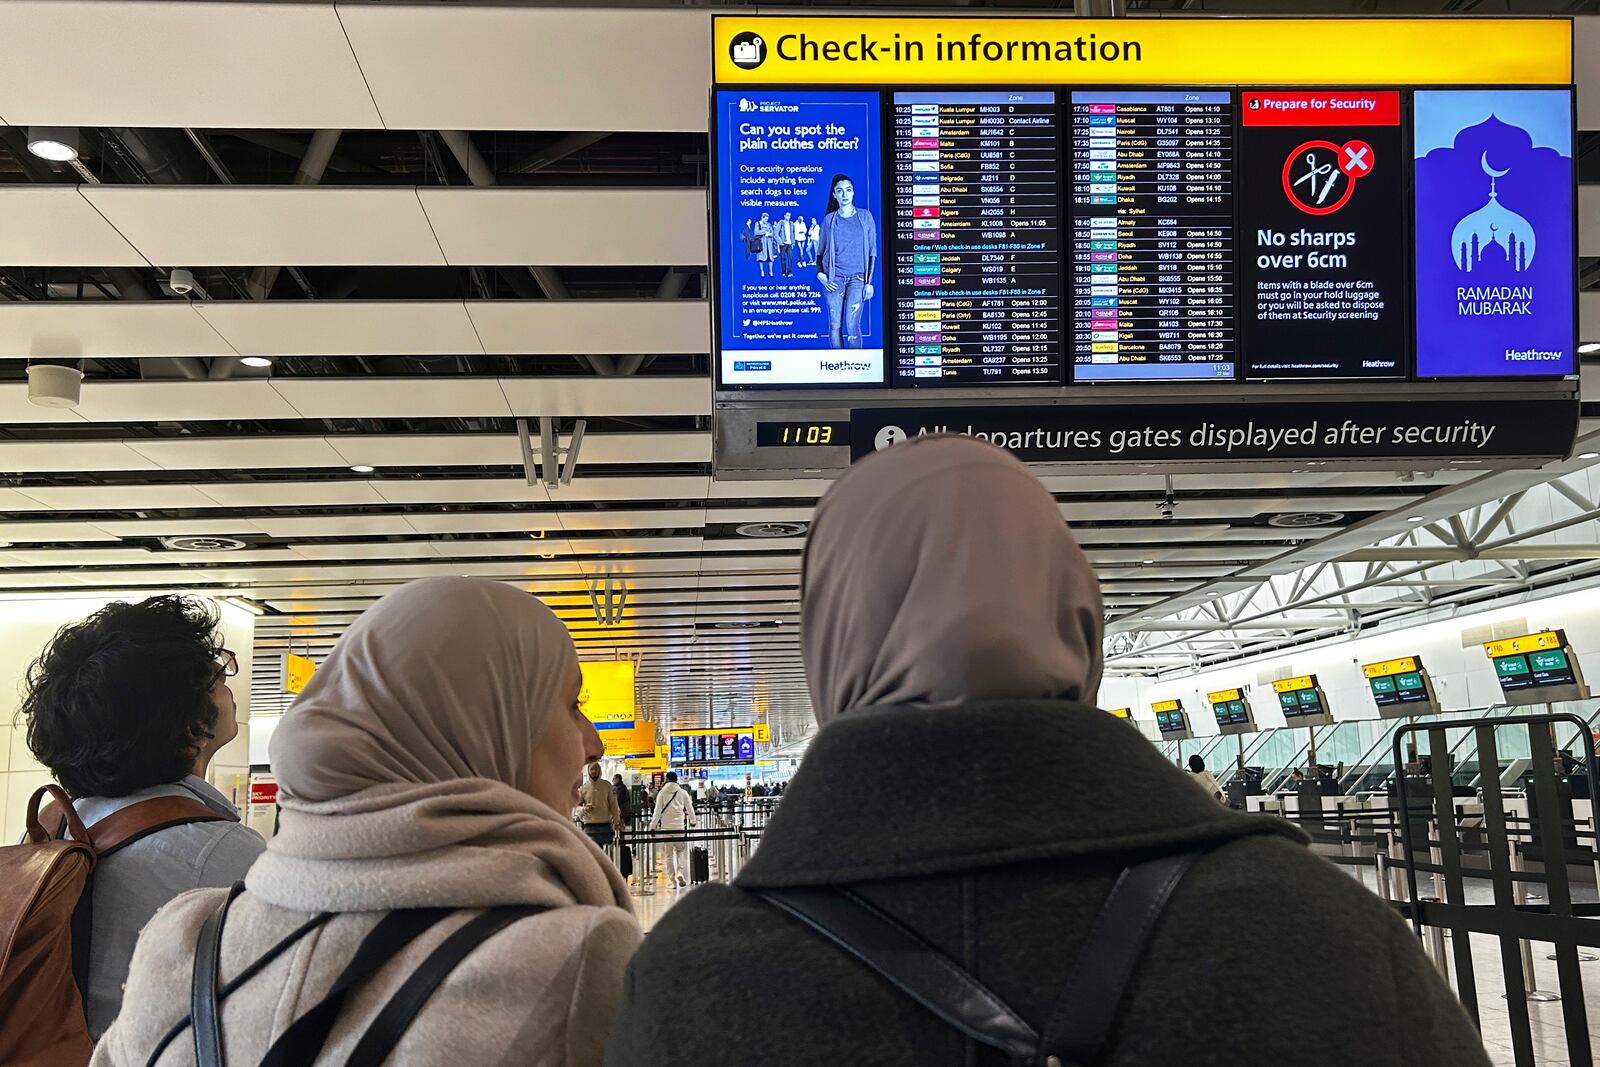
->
xmin=874 ymin=425 xmax=908 ymax=451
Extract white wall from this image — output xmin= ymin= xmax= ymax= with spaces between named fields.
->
xmin=0 ymin=594 xmax=254 ymax=841
xmin=1100 ymin=580 xmax=1600 ymax=740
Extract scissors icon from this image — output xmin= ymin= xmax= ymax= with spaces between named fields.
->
xmin=1292 ymin=151 xmax=1340 ymax=205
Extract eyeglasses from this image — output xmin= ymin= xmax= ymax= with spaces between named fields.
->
xmin=212 ymin=649 xmax=238 ymax=682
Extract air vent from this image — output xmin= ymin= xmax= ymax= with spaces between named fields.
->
xmin=735 ymin=521 xmax=809 ymax=538
xmin=1267 ymin=512 xmax=1346 ymax=528
xmin=160 ymin=536 xmax=247 ymax=553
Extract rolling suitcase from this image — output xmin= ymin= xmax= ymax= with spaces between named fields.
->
xmin=690 ymin=846 xmax=709 ymax=884
xmin=619 ymin=842 xmax=634 ymax=879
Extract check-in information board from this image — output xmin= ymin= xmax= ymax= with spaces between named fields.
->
xmin=710 ymin=16 xmax=1577 ymax=473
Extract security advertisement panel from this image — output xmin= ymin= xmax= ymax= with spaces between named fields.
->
xmin=1413 ymin=89 xmax=1575 ymax=378
xmin=715 ymin=89 xmax=885 ymax=386
xmin=1240 ymin=90 xmax=1407 ymax=380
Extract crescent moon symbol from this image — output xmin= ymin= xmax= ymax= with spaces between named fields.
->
xmin=1481 ymin=150 xmax=1510 ymax=178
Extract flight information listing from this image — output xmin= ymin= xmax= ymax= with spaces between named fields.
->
xmin=1069 ymin=90 xmax=1237 ymax=382
xmin=890 ymin=91 xmax=1063 ymax=385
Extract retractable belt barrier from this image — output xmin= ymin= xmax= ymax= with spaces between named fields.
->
xmin=1248 ymin=714 xmax=1600 ymax=1067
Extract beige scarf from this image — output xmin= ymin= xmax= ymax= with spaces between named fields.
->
xmin=802 ymin=435 xmax=1105 ymax=726
xmin=249 ymin=577 xmax=631 ymax=914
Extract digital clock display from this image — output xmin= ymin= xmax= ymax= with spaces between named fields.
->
xmin=755 ymin=422 xmax=850 ymax=447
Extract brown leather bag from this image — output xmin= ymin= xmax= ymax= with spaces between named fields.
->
xmin=0 ymin=784 xmax=226 ymax=1066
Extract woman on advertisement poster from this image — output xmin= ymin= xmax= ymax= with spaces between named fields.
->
xmin=755 ymin=211 xmax=776 ymax=278
xmin=816 ymin=174 xmax=878 ymax=349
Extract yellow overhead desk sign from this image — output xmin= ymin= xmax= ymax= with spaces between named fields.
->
xmin=602 ymin=721 xmax=657 ymax=760
xmin=1206 ymin=688 xmax=1242 ymax=704
xmin=713 ymin=17 xmax=1570 ymax=86
xmin=1484 ymin=631 xmax=1564 ymax=658
xmin=282 ymin=653 xmax=315 ymax=695
xmin=1108 ymin=707 xmax=1132 ymax=719
xmin=580 ymin=661 xmax=636 ymax=724
xmin=1151 ymin=698 xmax=1183 ymax=713
xmin=1272 ymin=676 xmax=1318 ymax=694
xmin=1364 ymin=657 xmax=1420 ymax=679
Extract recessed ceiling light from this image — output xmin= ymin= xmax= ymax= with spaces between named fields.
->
xmin=1580 ymin=342 xmax=1600 ymax=355
xmin=240 ymin=356 xmax=273 ymax=369
xmin=1142 ymin=559 xmax=1154 ymax=564
xmin=1141 ymin=615 xmax=1153 ymax=620
xmin=349 ymin=464 xmax=375 ymax=474
xmin=1406 ymin=515 xmax=1427 ymax=523
xmin=27 ymin=127 xmax=79 ymax=162
xmin=1580 ymin=452 xmax=1600 ymax=461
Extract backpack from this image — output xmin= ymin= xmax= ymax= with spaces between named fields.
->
xmin=0 ymin=783 xmax=227 ymax=1066
xmin=751 ymin=848 xmax=1208 ymax=1067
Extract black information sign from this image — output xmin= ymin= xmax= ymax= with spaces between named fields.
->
xmin=850 ymin=398 xmax=1577 ymax=463
xmin=1068 ymin=90 xmax=1237 ymax=382
xmin=890 ymin=91 xmax=1063 ymax=385
xmin=1240 ymin=90 xmax=1408 ymax=379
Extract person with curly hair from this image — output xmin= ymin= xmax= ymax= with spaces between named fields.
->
xmin=19 ymin=594 xmax=265 ymax=1039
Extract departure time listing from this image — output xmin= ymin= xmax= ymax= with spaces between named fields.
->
xmin=891 ymin=91 xmax=1064 ymax=385
xmin=1068 ymin=90 xmax=1238 ymax=382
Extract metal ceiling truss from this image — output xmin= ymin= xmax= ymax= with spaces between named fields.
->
xmin=1109 ymin=470 xmax=1600 ymax=676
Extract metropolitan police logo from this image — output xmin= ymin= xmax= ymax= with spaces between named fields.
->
xmin=729 ymin=32 xmax=765 ymax=70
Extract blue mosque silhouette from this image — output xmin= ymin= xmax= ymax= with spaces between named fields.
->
xmin=1452 ymin=147 xmax=1535 ymax=273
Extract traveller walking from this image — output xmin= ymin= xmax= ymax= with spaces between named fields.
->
xmin=649 ymin=772 xmax=697 ymax=889
xmin=581 ymin=762 xmax=624 ymax=849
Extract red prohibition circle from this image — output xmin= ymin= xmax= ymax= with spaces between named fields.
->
xmin=1281 ymin=139 xmax=1356 ymax=217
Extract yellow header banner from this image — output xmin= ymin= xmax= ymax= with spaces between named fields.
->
xmin=1272 ymin=676 xmax=1318 ymax=694
xmin=1206 ymin=688 xmax=1242 ymax=704
xmin=1484 ymin=631 xmax=1564 ymax=658
xmin=602 ymin=721 xmax=657 ymax=759
xmin=1151 ymin=698 xmax=1183 ymax=713
xmin=672 ymin=726 xmax=756 ymax=738
xmin=1108 ymin=707 xmax=1132 ymax=719
xmin=713 ymin=17 xmax=1570 ymax=86
xmin=1363 ymin=657 xmax=1420 ymax=679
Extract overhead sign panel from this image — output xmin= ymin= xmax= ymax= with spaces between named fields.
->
xmin=849 ymin=398 xmax=1577 ymax=465
xmin=580 ymin=661 xmax=636 ymax=724
xmin=1413 ymin=89 xmax=1575 ymax=379
xmin=713 ymin=18 xmax=1570 ymax=85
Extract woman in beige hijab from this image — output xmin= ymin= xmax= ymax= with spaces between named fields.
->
xmin=607 ymin=436 xmax=1485 ymax=1067
xmin=92 ymin=577 xmax=639 ymax=1067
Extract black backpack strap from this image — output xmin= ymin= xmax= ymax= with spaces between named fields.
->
xmin=148 ymin=910 xmax=333 ymax=1067
xmin=256 ymin=908 xmax=453 ymax=1067
xmin=755 ymin=885 xmax=1040 ymax=1061
xmin=1037 ymin=851 xmax=1204 ymax=1065
xmin=343 ymin=906 xmax=547 ymax=1067
xmin=753 ymin=848 xmax=1208 ymax=1067
xmin=191 ymin=883 xmax=246 ymax=1067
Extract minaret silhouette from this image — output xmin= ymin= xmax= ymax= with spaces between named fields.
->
xmin=1470 ymin=231 xmax=1480 ymax=268
xmin=1507 ymin=231 xmax=1518 ymax=270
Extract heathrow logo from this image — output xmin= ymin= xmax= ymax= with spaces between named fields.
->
xmin=729 ymin=32 xmax=766 ymax=70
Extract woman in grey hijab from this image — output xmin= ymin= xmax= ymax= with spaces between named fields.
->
xmin=607 ymin=436 xmax=1486 ymax=1067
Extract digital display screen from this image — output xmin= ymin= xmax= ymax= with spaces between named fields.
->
xmin=1239 ymin=90 xmax=1408 ymax=380
xmin=890 ymin=91 xmax=1063 ymax=385
xmin=1155 ymin=710 xmax=1187 ymax=732
xmin=1493 ymin=654 xmax=1533 ymax=690
xmin=715 ymin=89 xmax=885 ymax=387
xmin=672 ymin=731 xmax=758 ymax=766
xmin=1211 ymin=699 xmax=1250 ymax=725
xmin=1068 ymin=90 xmax=1236 ymax=382
xmin=1279 ymin=691 xmax=1302 ymax=714
xmin=1529 ymin=648 xmax=1577 ymax=687
xmin=1297 ymin=689 xmax=1324 ymax=711
xmin=755 ymin=421 xmax=850 ymax=447
xmin=1413 ymin=89 xmax=1574 ymax=378
xmin=1394 ymin=672 xmax=1428 ymax=699
xmin=1370 ymin=672 xmax=1429 ymax=707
